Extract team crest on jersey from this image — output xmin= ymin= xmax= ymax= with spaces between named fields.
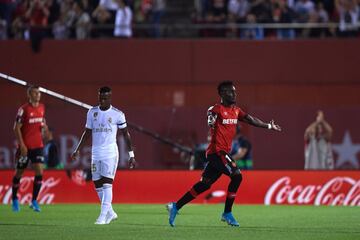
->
xmin=224 ymin=112 xmax=228 ymax=116
xmin=93 ymin=112 xmax=98 ymax=121
xmin=108 ymin=117 xmax=112 ymax=123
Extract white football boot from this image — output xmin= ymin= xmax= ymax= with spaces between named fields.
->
xmin=105 ymin=210 xmax=118 ymax=224
xmin=94 ymin=216 xmax=107 ymax=225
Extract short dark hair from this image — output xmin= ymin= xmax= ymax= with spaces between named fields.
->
xmin=99 ymin=86 xmax=112 ymax=94
xmin=27 ymin=85 xmax=39 ymax=95
xmin=217 ymin=81 xmax=234 ymax=95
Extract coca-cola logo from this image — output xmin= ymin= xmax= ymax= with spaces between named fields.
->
xmin=265 ymin=177 xmax=360 ymax=206
xmin=0 ymin=177 xmax=61 ymax=204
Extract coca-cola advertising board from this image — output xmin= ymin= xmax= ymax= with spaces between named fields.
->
xmin=0 ymin=170 xmax=359 ymax=206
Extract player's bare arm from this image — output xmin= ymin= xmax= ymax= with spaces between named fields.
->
xmin=71 ymin=128 xmax=92 ymax=160
xmin=321 ymin=120 xmax=333 ymax=141
xmin=304 ymin=121 xmax=317 ymax=140
xmin=13 ymin=121 xmax=27 ymax=157
xmin=243 ymin=114 xmax=281 ymax=131
xmin=119 ymin=127 xmax=136 ymax=169
xmin=317 ymin=112 xmax=332 ymax=140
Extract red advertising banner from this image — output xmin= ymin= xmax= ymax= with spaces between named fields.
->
xmin=0 ymin=170 xmax=359 ymax=206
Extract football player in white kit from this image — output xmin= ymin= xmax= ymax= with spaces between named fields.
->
xmin=71 ymin=86 xmax=136 ymax=224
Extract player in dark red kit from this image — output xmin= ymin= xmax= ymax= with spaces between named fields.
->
xmin=11 ymin=85 xmax=47 ymax=212
xmin=168 ymin=81 xmax=281 ymax=227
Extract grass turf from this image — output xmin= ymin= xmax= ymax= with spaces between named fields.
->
xmin=0 ymin=204 xmax=359 ymax=240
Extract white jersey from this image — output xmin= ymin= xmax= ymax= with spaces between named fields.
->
xmin=86 ymin=105 xmax=127 ymax=160
xmin=113 ymin=6 xmax=132 ymax=37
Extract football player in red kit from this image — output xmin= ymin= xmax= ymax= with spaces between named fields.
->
xmin=11 ymin=85 xmax=47 ymax=212
xmin=168 ymin=81 xmax=281 ymax=227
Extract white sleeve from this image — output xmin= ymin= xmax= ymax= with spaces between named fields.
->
xmin=125 ymin=8 xmax=132 ymax=25
xmin=85 ymin=109 xmax=93 ymax=129
xmin=117 ymin=112 xmax=127 ymax=129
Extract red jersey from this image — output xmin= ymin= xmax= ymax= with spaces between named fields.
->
xmin=206 ymin=103 xmax=246 ymax=155
xmin=15 ymin=103 xmax=45 ymax=149
xmin=29 ymin=4 xmax=49 ymax=27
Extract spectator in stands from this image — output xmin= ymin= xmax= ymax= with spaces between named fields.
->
xmin=194 ymin=0 xmax=211 ymax=19
xmin=336 ymin=0 xmax=359 ymax=37
xmin=294 ymin=0 xmax=315 ymax=23
xmin=316 ymin=2 xmax=330 ymax=23
xmin=249 ymin=0 xmax=273 ymax=24
xmin=240 ymin=13 xmax=264 ymax=39
xmin=43 ymin=127 xmax=62 ymax=169
xmin=25 ymin=0 xmax=50 ymax=52
xmin=302 ymin=2 xmax=330 ymax=38
xmin=131 ymin=0 xmax=151 ymax=37
xmin=47 ymin=0 xmax=60 ymax=30
xmin=230 ymin=126 xmax=253 ymax=170
xmin=91 ymin=6 xmax=110 ymax=37
xmin=0 ymin=0 xmax=16 ymax=36
xmin=304 ymin=110 xmax=334 ymax=170
xmin=113 ymin=0 xmax=132 ymax=38
xmin=293 ymin=0 xmax=315 ymax=38
xmin=208 ymin=0 xmax=227 ymax=37
xmin=92 ymin=0 xmax=119 ymax=37
xmin=93 ymin=0 xmax=119 ymax=18
xmin=190 ymin=131 xmax=211 ymax=170
xmin=228 ymin=0 xmax=249 ymax=23
xmin=133 ymin=0 xmax=151 ymax=23
xmin=272 ymin=0 xmax=296 ymax=39
xmin=2 ymin=0 xmax=359 ymax=40
xmin=59 ymin=0 xmax=78 ymax=37
xmin=10 ymin=0 xmax=30 ymax=39
xmin=248 ymin=0 xmax=273 ymax=37
xmin=150 ymin=0 xmax=166 ymax=38
xmin=227 ymin=0 xmax=249 ymax=37
xmin=192 ymin=1 xmax=214 ymax=38
xmin=52 ymin=13 xmax=70 ymax=39
xmin=73 ymin=0 xmax=91 ymax=39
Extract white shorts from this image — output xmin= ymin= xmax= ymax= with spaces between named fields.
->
xmin=91 ymin=156 xmax=119 ymax=181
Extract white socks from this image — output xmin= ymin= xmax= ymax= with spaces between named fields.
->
xmin=97 ymin=184 xmax=113 ymax=220
xmin=96 ymin=187 xmax=103 ymax=202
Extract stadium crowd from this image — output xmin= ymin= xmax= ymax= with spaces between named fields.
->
xmin=0 ymin=0 xmax=359 ymax=40
xmin=193 ymin=0 xmax=360 ymax=39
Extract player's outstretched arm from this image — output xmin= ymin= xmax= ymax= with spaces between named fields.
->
xmin=71 ymin=128 xmax=91 ymax=160
xmin=243 ymin=114 xmax=282 ymax=132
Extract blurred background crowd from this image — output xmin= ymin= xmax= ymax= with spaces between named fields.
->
xmin=0 ymin=0 xmax=359 ymax=40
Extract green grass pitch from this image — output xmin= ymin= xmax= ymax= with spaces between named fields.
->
xmin=1 ymin=204 xmax=359 ymax=240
